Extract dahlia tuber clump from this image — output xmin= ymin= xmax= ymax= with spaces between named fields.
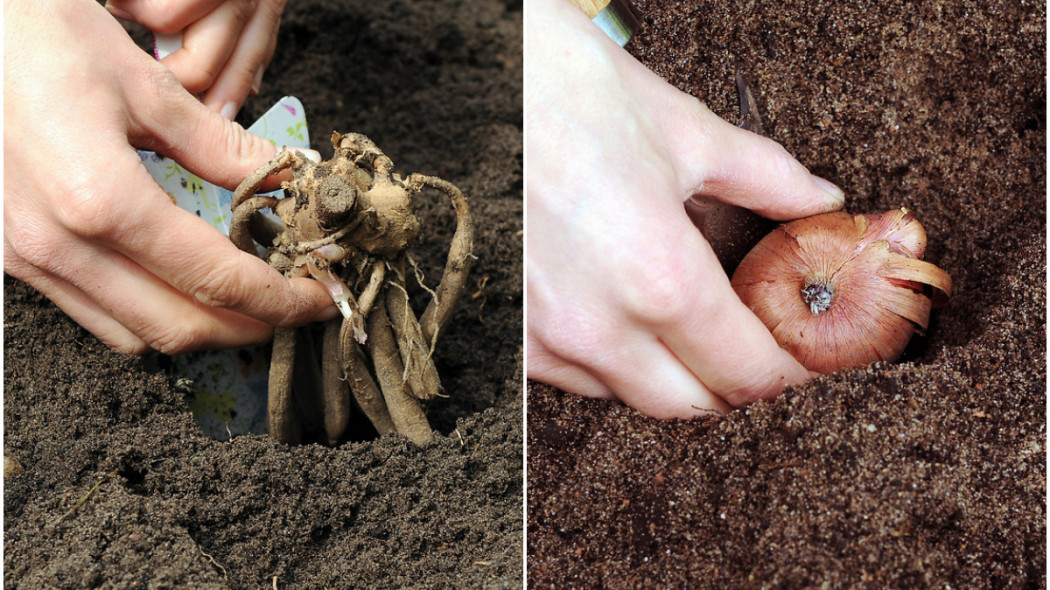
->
xmin=230 ymin=132 xmax=474 ymax=445
xmin=731 ymin=208 xmax=951 ymax=373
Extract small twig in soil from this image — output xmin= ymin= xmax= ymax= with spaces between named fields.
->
xmin=690 ymin=405 xmax=726 ymax=415
xmin=58 ymin=469 xmax=117 ymax=522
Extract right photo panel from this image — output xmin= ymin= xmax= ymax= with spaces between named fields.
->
xmin=526 ymin=0 xmax=1046 ymax=587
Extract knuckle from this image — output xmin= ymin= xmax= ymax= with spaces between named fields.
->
xmin=52 ymin=181 xmax=120 ymax=240
xmin=767 ymin=140 xmax=808 ymax=179
xmin=619 ymin=251 xmax=692 ymax=327
xmin=189 ymin=260 xmax=248 ymax=309
xmin=147 ymin=324 xmax=206 ymax=355
xmin=229 ymin=124 xmax=273 ymax=167
xmin=132 ymin=61 xmax=192 ymax=126
xmin=5 ymin=224 xmax=56 ymax=270
xmin=529 ymin=306 xmax=598 ymax=364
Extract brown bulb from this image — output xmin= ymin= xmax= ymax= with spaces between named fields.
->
xmin=731 ymin=208 xmax=952 ymax=374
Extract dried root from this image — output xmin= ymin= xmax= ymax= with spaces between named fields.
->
xmin=385 ymin=258 xmax=442 ymax=400
xmin=267 ymin=328 xmax=301 ymax=444
xmin=367 ymin=297 xmax=433 ymax=445
xmin=408 ymin=174 xmax=475 ymax=345
xmin=321 ymin=320 xmax=351 ymax=445
xmin=340 ymin=319 xmax=395 ymax=436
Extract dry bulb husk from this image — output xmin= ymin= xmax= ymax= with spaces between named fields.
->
xmin=731 ymin=208 xmax=952 ymax=374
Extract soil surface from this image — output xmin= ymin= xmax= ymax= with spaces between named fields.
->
xmin=528 ymin=1 xmax=1045 ymax=588
xmin=5 ymin=1 xmax=522 ymax=588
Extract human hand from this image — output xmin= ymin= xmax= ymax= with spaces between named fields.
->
xmin=4 ymin=0 xmax=333 ymax=355
xmin=526 ymin=0 xmax=845 ymax=419
xmin=105 ymin=0 xmax=286 ymax=119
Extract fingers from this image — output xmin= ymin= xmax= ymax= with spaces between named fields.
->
xmin=200 ymin=1 xmax=283 ymax=115
xmin=125 ymin=67 xmax=282 ymax=189
xmin=641 ymin=222 xmax=813 ymax=408
xmin=64 ymin=242 xmax=276 ymax=353
xmin=595 ymin=337 xmax=732 ymax=419
xmin=528 ymin=250 xmax=734 ymax=418
xmin=157 ymin=1 xmax=256 ymax=96
xmin=5 ymin=246 xmax=150 ymax=354
xmin=105 ymin=0 xmax=225 ymax=35
xmin=6 ymin=232 xmax=279 ymax=354
xmin=55 ymin=150 xmax=335 ymax=329
xmin=108 ymin=0 xmax=285 ymax=118
xmin=529 ymin=313 xmax=731 ymax=419
xmin=527 ymin=333 xmax=615 ymax=400
xmin=659 ymin=93 xmax=845 ymax=220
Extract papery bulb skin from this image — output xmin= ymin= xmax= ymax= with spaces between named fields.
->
xmin=731 ymin=209 xmax=952 ymax=374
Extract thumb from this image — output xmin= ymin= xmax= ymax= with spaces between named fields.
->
xmin=666 ymin=96 xmax=845 ymax=221
xmin=126 ymin=65 xmax=282 ymax=190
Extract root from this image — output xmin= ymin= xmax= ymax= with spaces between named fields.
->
xmin=340 ymin=319 xmax=395 ymax=436
xmin=232 ymin=150 xmax=299 ymax=210
xmin=321 ymin=320 xmax=351 ymax=445
xmin=385 ymin=276 xmax=442 ymax=400
xmin=407 ymin=254 xmax=439 ymax=303
xmin=277 ymin=216 xmax=366 ymax=257
xmin=268 ymin=327 xmax=301 ymax=444
xmin=357 ymin=261 xmax=386 ymax=318
xmin=407 ymin=174 xmax=475 ymax=345
xmin=366 ymin=297 xmax=433 ymax=445
xmin=230 ymin=196 xmax=278 ymax=253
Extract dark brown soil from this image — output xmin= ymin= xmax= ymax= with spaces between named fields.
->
xmin=528 ymin=1 xmax=1045 ymax=588
xmin=5 ymin=1 xmax=522 ymax=588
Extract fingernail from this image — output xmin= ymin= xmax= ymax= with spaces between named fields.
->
xmin=220 ymin=101 xmax=238 ymax=121
xmin=280 ymin=146 xmax=322 ymax=164
xmin=812 ymin=175 xmax=845 ymax=207
xmin=250 ymin=68 xmax=264 ymax=96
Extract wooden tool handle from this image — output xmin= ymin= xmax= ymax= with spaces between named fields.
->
xmin=568 ymin=0 xmax=610 ymax=19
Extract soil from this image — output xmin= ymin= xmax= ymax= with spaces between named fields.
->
xmin=5 ymin=1 xmax=522 ymax=588
xmin=528 ymin=1 xmax=1045 ymax=588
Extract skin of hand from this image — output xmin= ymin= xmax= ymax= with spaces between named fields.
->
xmin=105 ymin=0 xmax=286 ymax=119
xmin=4 ymin=0 xmax=335 ymax=355
xmin=526 ymin=0 xmax=846 ymax=419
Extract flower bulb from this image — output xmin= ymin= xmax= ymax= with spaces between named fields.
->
xmin=731 ymin=208 xmax=951 ymax=374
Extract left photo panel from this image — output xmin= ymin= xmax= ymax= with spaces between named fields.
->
xmin=4 ymin=0 xmax=523 ymax=587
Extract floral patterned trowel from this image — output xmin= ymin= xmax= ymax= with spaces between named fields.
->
xmin=139 ymin=96 xmax=311 ymax=439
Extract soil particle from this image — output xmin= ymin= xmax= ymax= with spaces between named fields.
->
xmin=528 ymin=0 xmax=1044 ymax=587
xmin=5 ymin=0 xmax=522 ymax=588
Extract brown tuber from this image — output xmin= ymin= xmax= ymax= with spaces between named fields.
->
xmin=230 ymin=132 xmax=474 ymax=446
xmin=731 ymin=208 xmax=951 ymax=374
